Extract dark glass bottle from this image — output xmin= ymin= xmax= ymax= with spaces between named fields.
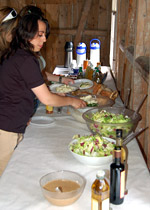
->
xmin=91 ymin=170 xmax=110 ymax=210
xmin=77 ymin=67 xmax=83 ymax=79
xmin=110 ymin=146 xmax=125 ymax=205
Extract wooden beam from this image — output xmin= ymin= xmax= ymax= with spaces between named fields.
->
xmin=135 ymin=56 xmax=149 ymax=83
xmin=23 ymin=0 xmax=77 ymax=4
xmin=50 ymin=29 xmax=107 ymax=36
xmin=147 ymin=70 xmax=150 ymax=169
xmin=73 ymin=0 xmax=93 ymax=47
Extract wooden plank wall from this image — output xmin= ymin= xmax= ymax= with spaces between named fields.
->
xmin=113 ymin=0 xmax=150 ymax=169
xmin=0 ymin=0 xmax=112 ymax=72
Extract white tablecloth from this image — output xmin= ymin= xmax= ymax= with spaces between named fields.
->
xmin=0 ymin=67 xmax=150 ymax=210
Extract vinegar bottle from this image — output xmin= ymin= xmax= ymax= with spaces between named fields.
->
xmin=115 ymin=129 xmax=126 ymax=163
xmin=115 ymin=129 xmax=128 ymax=195
xmin=110 ymin=145 xmax=125 ymax=205
xmin=91 ymin=170 xmax=110 ymax=210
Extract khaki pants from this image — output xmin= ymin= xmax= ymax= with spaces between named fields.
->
xmin=0 ymin=129 xmax=23 ymax=176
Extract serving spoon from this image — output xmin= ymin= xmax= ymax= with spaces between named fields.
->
xmin=55 ymin=186 xmax=63 ymax=192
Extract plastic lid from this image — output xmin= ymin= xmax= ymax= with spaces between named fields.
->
xmin=77 ymin=42 xmax=86 ymax=48
xmin=96 ymin=170 xmax=105 ymax=179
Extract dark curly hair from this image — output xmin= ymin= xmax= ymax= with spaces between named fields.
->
xmin=1 ymin=13 xmax=50 ymax=63
xmin=19 ymin=5 xmax=44 ymax=18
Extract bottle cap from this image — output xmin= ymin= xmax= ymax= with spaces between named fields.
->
xmin=97 ymin=62 xmax=101 ymax=66
xmin=96 ymin=170 xmax=105 ymax=179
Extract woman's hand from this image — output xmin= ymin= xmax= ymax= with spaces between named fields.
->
xmin=71 ymin=98 xmax=87 ymax=109
xmin=32 ymin=83 xmax=86 ymax=108
xmin=62 ymin=77 xmax=74 ymax=85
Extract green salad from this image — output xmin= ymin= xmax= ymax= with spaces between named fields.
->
xmin=69 ymin=134 xmax=115 ymax=157
xmin=80 ymin=95 xmax=98 ymax=107
xmin=86 ymin=110 xmax=132 ymax=138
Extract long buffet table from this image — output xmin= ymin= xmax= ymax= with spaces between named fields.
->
xmin=0 ymin=67 xmax=150 ymax=210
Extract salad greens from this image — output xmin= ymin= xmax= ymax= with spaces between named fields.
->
xmin=69 ymin=134 xmax=115 ymax=157
xmin=79 ymin=82 xmax=90 ymax=88
xmin=80 ymin=95 xmax=98 ymax=107
xmin=86 ymin=110 xmax=132 ymax=138
xmin=90 ymin=110 xmax=131 ymax=123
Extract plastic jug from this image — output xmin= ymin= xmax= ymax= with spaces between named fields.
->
xmin=90 ymin=39 xmax=101 ymax=67
xmin=64 ymin=42 xmax=73 ymax=68
xmin=76 ymin=42 xmax=86 ymax=67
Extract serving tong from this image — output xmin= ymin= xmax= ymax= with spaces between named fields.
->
xmin=122 ymin=89 xmax=147 ymax=116
xmin=132 ymin=94 xmax=147 ymax=119
xmin=123 ymin=127 xmax=148 ymax=146
xmin=122 ymin=93 xmax=148 ymax=144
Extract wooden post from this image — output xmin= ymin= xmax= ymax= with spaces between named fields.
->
xmin=73 ymin=0 xmax=92 ymax=50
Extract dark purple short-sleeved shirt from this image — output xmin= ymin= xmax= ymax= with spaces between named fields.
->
xmin=0 ymin=49 xmax=44 ymax=133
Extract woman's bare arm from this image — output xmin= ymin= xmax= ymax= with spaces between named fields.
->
xmin=31 ymin=83 xmax=86 ymax=109
xmin=44 ymin=71 xmax=74 ymax=84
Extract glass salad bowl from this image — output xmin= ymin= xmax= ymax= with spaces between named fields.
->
xmin=40 ymin=170 xmax=86 ymax=206
xmin=82 ymin=106 xmax=142 ymax=139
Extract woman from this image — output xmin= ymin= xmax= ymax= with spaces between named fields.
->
xmin=19 ymin=5 xmax=74 ymax=113
xmin=0 ymin=7 xmax=18 ymax=56
xmin=0 ymin=14 xmax=86 ymax=175
xmin=19 ymin=5 xmax=73 ymax=85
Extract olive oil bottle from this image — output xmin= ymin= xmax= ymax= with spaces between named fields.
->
xmin=115 ymin=129 xmax=128 ymax=195
xmin=91 ymin=170 xmax=110 ymax=210
xmin=115 ymin=129 xmax=126 ymax=163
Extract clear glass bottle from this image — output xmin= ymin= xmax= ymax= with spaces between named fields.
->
xmin=91 ymin=170 xmax=110 ymax=210
xmin=115 ymin=129 xmax=128 ymax=195
xmin=97 ymin=62 xmax=101 ymax=72
xmin=110 ymin=145 xmax=125 ymax=205
xmin=93 ymin=67 xmax=101 ymax=84
xmin=46 ymin=86 xmax=53 ymax=114
xmin=115 ymin=129 xmax=126 ymax=164
xmin=46 ymin=105 xmax=53 ymax=114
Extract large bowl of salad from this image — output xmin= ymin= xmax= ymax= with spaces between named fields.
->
xmin=68 ymin=134 xmax=115 ymax=166
xmin=82 ymin=107 xmax=142 ymax=139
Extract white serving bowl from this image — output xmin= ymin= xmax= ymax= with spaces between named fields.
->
xmin=68 ymin=137 xmax=115 ymax=166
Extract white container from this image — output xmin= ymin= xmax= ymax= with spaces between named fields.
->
xmin=90 ymin=39 xmax=101 ymax=67
xmin=76 ymin=42 xmax=86 ymax=67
